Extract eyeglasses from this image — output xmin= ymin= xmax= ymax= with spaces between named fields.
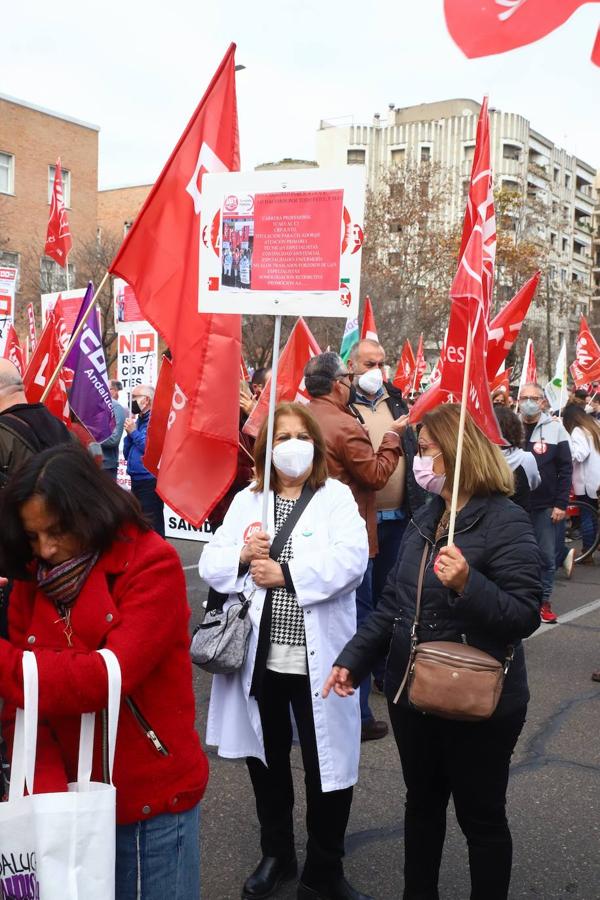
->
xmin=336 ymin=375 xmax=352 ymax=388
xmin=520 ymin=395 xmax=542 ymax=402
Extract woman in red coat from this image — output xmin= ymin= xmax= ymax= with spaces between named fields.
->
xmin=0 ymin=444 xmax=207 ymax=900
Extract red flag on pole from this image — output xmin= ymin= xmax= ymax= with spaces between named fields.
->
xmin=143 ymin=356 xmax=176 ymax=478
xmin=444 ymin=0 xmax=600 ymax=67
xmin=412 ymin=334 xmax=427 ymax=393
xmin=240 ymin=354 xmax=250 ymax=382
xmin=570 ymin=316 xmax=600 ymax=387
xmin=26 ymin=303 xmax=37 ymax=352
xmin=23 ymin=310 xmax=69 ymax=424
xmin=412 ymin=98 xmax=503 ymax=444
xmin=518 ymin=338 xmax=538 ymax=392
xmin=45 ymin=159 xmax=72 ymax=267
xmin=490 ymin=367 xmax=512 ymax=397
xmin=392 ymin=339 xmax=415 ymax=392
xmin=109 ymin=45 xmax=241 ymax=524
xmin=360 ymin=296 xmax=378 ymax=341
xmin=486 ymin=272 xmax=540 ymax=380
xmin=243 ymin=318 xmax=322 ymax=439
xmin=3 ymin=324 xmax=25 ymax=375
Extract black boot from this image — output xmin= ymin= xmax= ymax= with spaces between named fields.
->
xmin=242 ymin=855 xmax=298 ymax=899
xmin=297 ymin=875 xmax=374 ymax=900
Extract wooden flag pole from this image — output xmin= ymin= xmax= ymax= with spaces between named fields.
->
xmin=41 ymin=271 xmax=110 ymax=402
xmin=261 ymin=315 xmax=282 ymax=530
xmin=447 ymin=321 xmax=473 ymax=546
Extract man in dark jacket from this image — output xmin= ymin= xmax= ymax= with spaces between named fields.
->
xmin=123 ymin=384 xmax=164 ymax=538
xmin=305 ymin=351 xmax=409 ymax=741
xmin=519 ymin=383 xmax=573 ymax=624
xmin=101 ymin=379 xmax=127 ymax=479
xmin=347 ymin=339 xmax=427 ymax=734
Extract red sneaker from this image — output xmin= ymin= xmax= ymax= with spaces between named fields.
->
xmin=540 ymin=602 xmax=558 ymax=624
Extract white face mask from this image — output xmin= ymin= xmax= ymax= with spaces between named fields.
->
xmin=272 ymin=439 xmax=314 ymax=479
xmin=357 ymin=367 xmax=384 ymax=395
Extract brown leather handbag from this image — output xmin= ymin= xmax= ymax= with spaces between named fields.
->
xmin=393 ymin=544 xmax=513 ymax=721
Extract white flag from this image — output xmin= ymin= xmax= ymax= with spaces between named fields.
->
xmin=544 ymin=341 xmax=567 ymax=412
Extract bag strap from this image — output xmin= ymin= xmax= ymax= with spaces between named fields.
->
xmin=0 ymin=414 xmax=41 ymax=454
xmin=77 ymin=649 xmax=122 ymax=787
xmin=268 ymin=482 xmax=315 ymax=562
xmin=393 ymin=542 xmax=429 ymax=705
xmin=9 ymin=651 xmax=39 ymax=800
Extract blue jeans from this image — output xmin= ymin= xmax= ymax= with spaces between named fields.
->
xmin=576 ymin=494 xmax=598 ymax=551
xmin=116 ymin=804 xmax=200 ymax=900
xmin=131 ymin=477 xmax=165 ymax=538
xmin=356 ymin=517 xmax=408 ymax=723
xmin=530 ymin=508 xmax=556 ymax=603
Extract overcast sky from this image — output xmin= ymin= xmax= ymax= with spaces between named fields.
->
xmin=5 ymin=0 xmax=600 ymax=189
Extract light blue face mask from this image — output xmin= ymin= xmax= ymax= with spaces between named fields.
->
xmin=520 ymin=399 xmax=540 ymax=418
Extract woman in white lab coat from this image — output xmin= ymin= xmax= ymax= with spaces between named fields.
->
xmin=199 ymin=402 xmax=370 ymax=900
xmin=562 ymin=404 xmax=600 ymax=557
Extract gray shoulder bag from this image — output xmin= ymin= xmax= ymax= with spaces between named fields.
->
xmin=191 ymin=484 xmax=315 ymax=675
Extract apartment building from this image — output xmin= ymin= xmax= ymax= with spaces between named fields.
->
xmin=0 ymin=93 xmax=99 ymax=304
xmin=593 ymin=173 xmax=600 ymax=325
xmin=317 ymin=99 xmax=596 ymax=356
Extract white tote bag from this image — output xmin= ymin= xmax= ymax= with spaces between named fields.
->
xmin=0 ymin=648 xmax=121 ymax=900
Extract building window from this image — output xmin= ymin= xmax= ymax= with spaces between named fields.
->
xmin=388 ymin=252 xmax=402 ymax=268
xmin=463 ymin=144 xmax=475 ymax=161
xmin=419 ymin=145 xmax=431 ymax=162
xmin=502 ymin=143 xmax=521 ymax=162
xmin=562 ymin=237 xmax=568 ymax=253
xmin=390 ymin=148 xmax=405 ymax=166
xmin=0 ymin=251 xmax=19 ymax=289
xmin=0 ymin=152 xmax=15 ymax=194
xmin=553 ymin=166 xmax=560 ymax=183
xmin=550 ymin=232 xmax=557 ymax=248
xmin=564 ymin=172 xmax=571 ymax=190
xmin=40 ymin=256 xmax=75 ymax=292
xmin=48 ymin=165 xmax=71 ymax=207
xmin=502 ymin=178 xmax=520 ymax=193
xmin=347 ymin=149 xmax=365 ymax=166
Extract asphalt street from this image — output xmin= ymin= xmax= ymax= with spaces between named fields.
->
xmin=173 ymin=537 xmax=600 ymax=900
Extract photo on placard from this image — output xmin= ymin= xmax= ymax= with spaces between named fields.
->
xmin=221 ymin=216 xmax=254 ymax=290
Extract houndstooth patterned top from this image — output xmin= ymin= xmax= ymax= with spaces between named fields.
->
xmin=269 ymin=494 xmax=306 ymax=646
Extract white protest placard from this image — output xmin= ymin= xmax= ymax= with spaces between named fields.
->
xmin=0 ymin=266 xmax=18 ymax=354
xmin=164 ymin=508 xmax=212 ymax=542
xmin=117 ymin=324 xmax=158 ymax=391
xmin=113 ymin=277 xmax=145 ymax=328
xmin=198 ymin=167 xmax=365 ymax=318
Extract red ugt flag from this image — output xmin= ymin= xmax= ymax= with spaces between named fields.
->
xmin=109 ymin=45 xmax=241 ymax=525
xmin=243 ymin=318 xmax=322 ymax=439
xmin=3 ymin=324 xmax=25 ymax=375
xmin=570 ymin=316 xmax=600 ymax=387
xmin=444 ymin=0 xmax=600 ymax=66
xmin=45 ymin=159 xmax=72 ymax=267
xmin=413 ymin=334 xmax=427 ymax=393
xmin=360 ymin=296 xmax=378 ymax=341
xmin=23 ymin=310 xmax=69 ymax=424
xmin=486 ymin=272 xmax=540 ymax=380
xmin=392 ymin=339 xmax=415 ymax=393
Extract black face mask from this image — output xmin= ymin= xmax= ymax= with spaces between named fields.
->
xmin=131 ymin=400 xmax=142 ymax=415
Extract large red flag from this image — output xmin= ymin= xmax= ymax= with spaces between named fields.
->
xmin=570 ymin=316 xmax=600 ymax=387
xmin=243 ymin=319 xmax=322 ymax=439
xmin=109 ymin=45 xmax=241 ymax=524
xmin=418 ymin=97 xmax=503 ymax=444
xmin=3 ymin=324 xmax=25 ymax=375
xmin=392 ymin=339 xmax=415 ymax=393
xmin=23 ymin=310 xmax=69 ymax=424
xmin=486 ymin=272 xmax=540 ymax=380
xmin=444 ymin=0 xmax=600 ymax=66
xmin=360 ymin=296 xmax=378 ymax=341
xmin=45 ymin=159 xmax=72 ymax=267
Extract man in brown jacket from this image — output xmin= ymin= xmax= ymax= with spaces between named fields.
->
xmin=305 ymin=351 xmax=409 ymax=741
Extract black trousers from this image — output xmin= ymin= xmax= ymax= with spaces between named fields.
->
xmin=388 ymin=702 xmax=526 ymax=900
xmin=131 ymin=477 xmax=165 ymax=538
xmin=246 ymin=669 xmax=353 ymax=888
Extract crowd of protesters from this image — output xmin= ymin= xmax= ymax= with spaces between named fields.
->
xmin=0 ymin=339 xmax=599 ymax=899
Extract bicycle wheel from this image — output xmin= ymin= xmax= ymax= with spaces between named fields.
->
xmin=564 ymin=499 xmax=600 ymax=564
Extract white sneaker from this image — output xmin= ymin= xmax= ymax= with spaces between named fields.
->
xmin=563 ymin=548 xmax=575 ymax=579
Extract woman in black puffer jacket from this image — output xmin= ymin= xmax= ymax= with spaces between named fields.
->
xmin=324 ymin=404 xmax=542 ymax=900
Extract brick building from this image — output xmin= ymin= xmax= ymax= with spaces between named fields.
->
xmin=0 ymin=93 xmax=99 ymax=320
xmin=97 ymin=184 xmax=152 ymax=241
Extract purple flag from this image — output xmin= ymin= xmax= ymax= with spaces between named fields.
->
xmin=68 ymin=282 xmax=115 ymax=441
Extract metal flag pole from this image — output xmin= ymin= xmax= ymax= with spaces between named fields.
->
xmin=128 ymin=329 xmax=135 ymax=415
xmin=65 ymin=254 xmax=71 ymax=291
xmin=261 ymin=315 xmax=282 ymax=531
xmin=447 ymin=321 xmax=473 ymax=546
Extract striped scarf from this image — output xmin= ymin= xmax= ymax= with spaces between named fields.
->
xmin=37 ymin=551 xmax=99 ymax=613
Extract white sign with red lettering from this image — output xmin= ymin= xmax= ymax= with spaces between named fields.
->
xmin=0 ymin=266 xmax=17 ymax=354
xmin=117 ymin=324 xmax=158 ymax=390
